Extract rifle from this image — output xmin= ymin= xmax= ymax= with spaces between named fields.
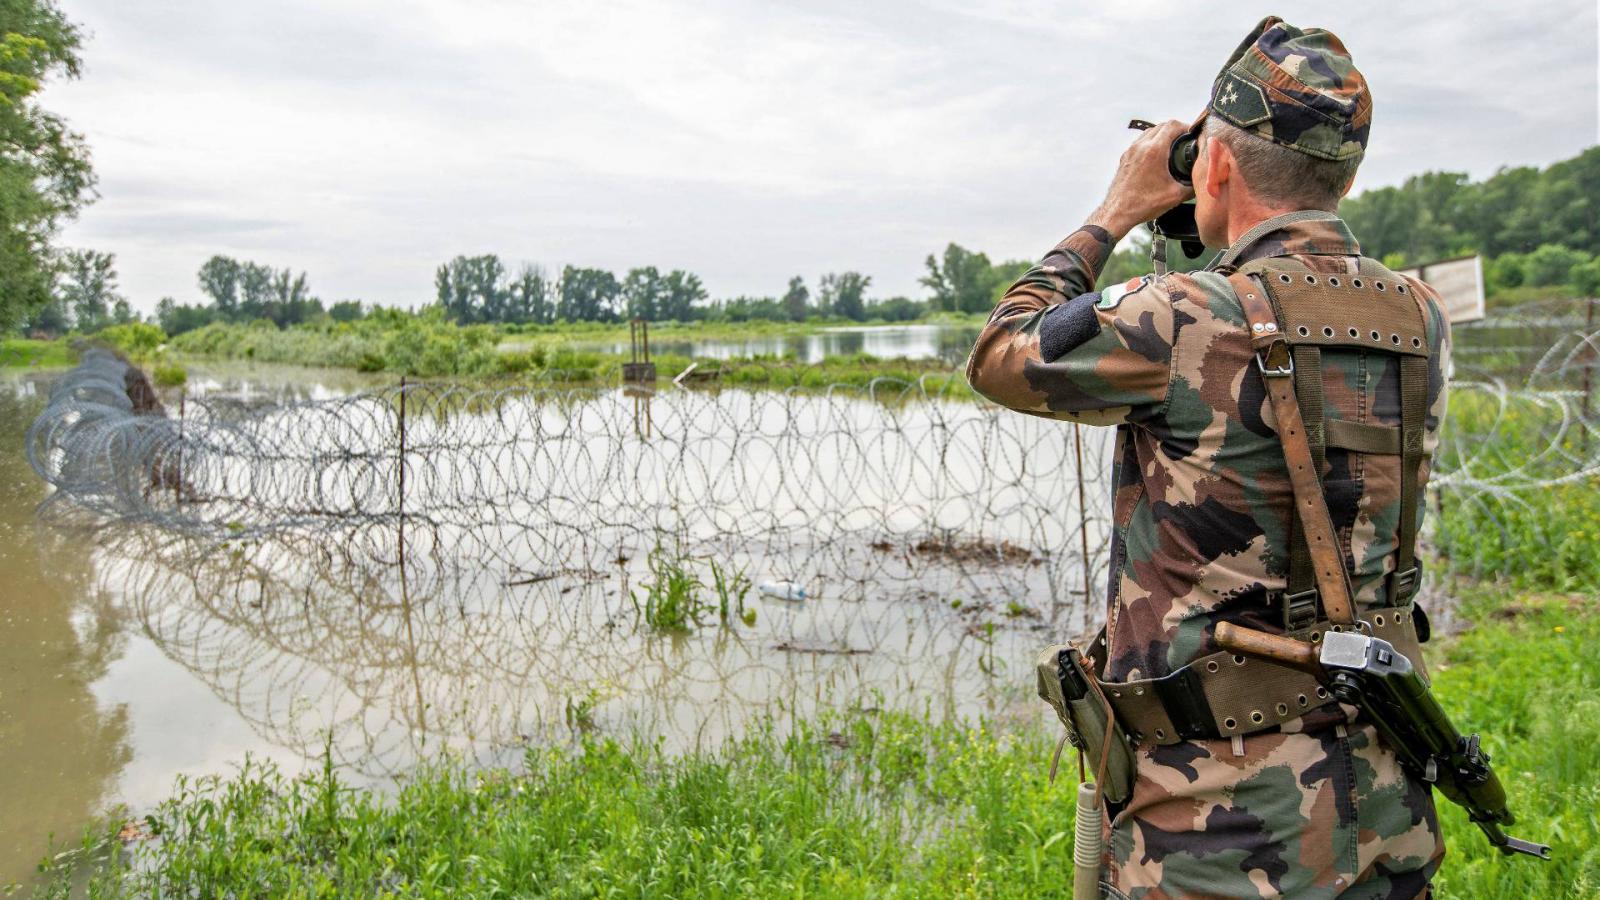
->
xmin=1216 ymin=622 xmax=1551 ymax=860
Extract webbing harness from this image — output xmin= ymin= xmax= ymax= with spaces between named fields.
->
xmin=1088 ymin=230 xmax=1436 ymax=747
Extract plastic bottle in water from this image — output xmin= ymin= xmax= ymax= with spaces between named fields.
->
xmin=758 ymin=580 xmax=806 ymax=601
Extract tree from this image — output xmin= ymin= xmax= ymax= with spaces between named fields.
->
xmin=56 ymin=248 xmax=121 ymax=331
xmin=621 ymin=266 xmax=664 ymax=320
xmin=819 ymin=271 xmax=870 ymax=321
xmin=1570 ymin=258 xmax=1600 ymax=299
xmin=434 ymin=254 xmax=506 ymax=324
xmin=198 ymin=255 xmax=321 ymax=326
xmin=557 ymin=266 xmax=620 ymax=322
xmin=508 ymin=266 xmax=553 ymax=324
xmin=0 ymin=1 xmax=94 ymax=333
xmin=921 ymin=244 xmax=998 ymax=313
xmin=1523 ymin=244 xmax=1588 ymax=288
xmin=660 ymin=269 xmax=705 ymax=322
xmin=328 ymin=300 xmax=365 ymax=322
xmin=782 ymin=276 xmax=809 ymax=321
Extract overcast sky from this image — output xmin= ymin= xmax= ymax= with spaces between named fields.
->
xmin=45 ymin=0 xmax=1600 ymax=314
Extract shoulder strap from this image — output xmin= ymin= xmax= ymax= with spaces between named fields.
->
xmin=1228 ymin=271 xmax=1358 ymax=626
xmin=1209 ymin=210 xmax=1344 ymax=271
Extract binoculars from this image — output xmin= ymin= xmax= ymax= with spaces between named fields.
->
xmin=1128 ymin=119 xmax=1205 ymax=261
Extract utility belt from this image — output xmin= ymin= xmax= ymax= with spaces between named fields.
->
xmin=1036 ymin=600 xmax=1423 ymax=804
xmin=1100 ymin=601 xmax=1424 ymax=747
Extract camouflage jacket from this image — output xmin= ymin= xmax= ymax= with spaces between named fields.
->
xmin=968 ymin=217 xmax=1450 ymax=896
xmin=965 ymin=217 xmax=1451 ymax=683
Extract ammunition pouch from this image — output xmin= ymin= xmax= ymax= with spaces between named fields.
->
xmin=1036 ymin=642 xmax=1136 ymax=804
xmin=1101 ymin=603 xmax=1424 ymax=747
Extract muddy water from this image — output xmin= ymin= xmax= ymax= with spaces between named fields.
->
xmin=2 ymin=360 xmax=1110 ymax=888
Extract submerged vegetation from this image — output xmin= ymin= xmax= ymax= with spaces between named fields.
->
xmin=27 ymin=586 xmax=1600 ymax=898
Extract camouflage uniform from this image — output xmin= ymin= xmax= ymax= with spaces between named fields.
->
xmin=967 ymin=18 xmax=1448 ymax=900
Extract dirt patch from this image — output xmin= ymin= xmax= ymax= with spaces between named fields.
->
xmin=871 ymin=536 xmax=1041 ymax=566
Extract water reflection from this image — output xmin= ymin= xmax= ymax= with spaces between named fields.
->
xmin=6 ymin=359 xmax=1113 ymax=888
xmin=0 ymin=378 xmax=129 ymax=889
xmin=558 ymin=322 xmax=985 ymax=366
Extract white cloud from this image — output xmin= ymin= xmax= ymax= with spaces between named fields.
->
xmin=42 ymin=0 xmax=1599 ymax=312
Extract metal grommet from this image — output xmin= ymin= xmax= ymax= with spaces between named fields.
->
xmin=1305 ymin=274 xmax=1318 ymax=284
xmin=1252 ymin=322 xmax=1266 ymax=334
xmin=1297 ymin=693 xmax=1308 ymax=707
xmin=1322 ymin=326 xmax=1335 ymax=338
xmin=1111 ymin=690 xmax=1122 ymax=698
xmin=1391 ymin=333 xmax=1401 ymax=344
xmin=1278 ymin=273 xmax=1292 ymax=283
xmin=1331 ymin=624 xmax=1343 ymax=632
xmin=1328 ymin=276 xmax=1341 ymax=287
xmin=1375 ymin=281 xmax=1386 ymax=291
xmin=1371 ymin=330 xmax=1382 ymax=341
xmin=1297 ymin=326 xmax=1310 ymax=337
xmin=1134 ymin=687 xmax=1145 ymax=696
xmin=1276 ymin=702 xmax=1289 ymax=716
xmin=1397 ymin=284 xmax=1408 ymax=294
xmin=1348 ymin=327 xmax=1360 ymax=338
xmin=1250 ymin=710 xmax=1265 ymax=724
xmin=1315 ymin=686 xmax=1329 ymax=699
xmin=1223 ymin=717 xmax=1237 ymax=730
xmin=1206 ymin=660 xmax=1220 ymax=673
xmin=1412 ymin=337 xmax=1423 ymax=348
xmin=1231 ymin=654 xmax=1247 ymax=666
xmin=1310 ymin=632 xmax=1323 ymax=643
xmin=1351 ymin=278 xmax=1363 ymax=288
xmin=1154 ymin=728 xmax=1166 ymax=740
xmin=1264 ymin=322 xmax=1278 ymax=333
xmin=1375 ymin=614 xmax=1386 ymax=626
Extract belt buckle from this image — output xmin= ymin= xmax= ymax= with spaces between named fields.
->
xmin=1387 ymin=567 xmax=1419 ymax=603
xmin=1255 ymin=341 xmax=1294 ymax=378
xmin=1281 ymin=588 xmax=1321 ymax=632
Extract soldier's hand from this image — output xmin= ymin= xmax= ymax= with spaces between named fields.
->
xmin=1089 ymin=120 xmax=1196 ymax=240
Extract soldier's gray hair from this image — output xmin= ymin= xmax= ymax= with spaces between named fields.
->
xmin=1203 ymin=117 xmax=1361 ymax=211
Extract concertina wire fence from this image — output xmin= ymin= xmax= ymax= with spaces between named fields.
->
xmin=17 ymin=300 xmax=1600 ymax=774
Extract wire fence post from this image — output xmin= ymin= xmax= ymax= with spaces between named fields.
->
xmin=397 ymin=376 xmax=407 ymax=563
xmin=1582 ymin=299 xmax=1595 ymax=454
xmin=1073 ymin=423 xmax=1093 ymax=632
xmin=174 ymin=390 xmax=185 ymax=508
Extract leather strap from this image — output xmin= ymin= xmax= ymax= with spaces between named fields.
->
xmin=1286 ymin=345 xmax=1327 ymax=601
xmin=1230 ymin=272 xmax=1358 ymax=626
xmin=1103 ymin=605 xmax=1423 ymax=745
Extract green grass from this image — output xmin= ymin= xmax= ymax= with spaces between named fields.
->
xmin=629 ymin=545 xmax=714 ymax=633
xmin=25 ymin=588 xmax=1600 ymax=898
xmin=0 ymin=339 xmax=74 ymax=369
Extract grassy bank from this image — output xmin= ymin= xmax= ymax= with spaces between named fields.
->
xmin=24 ymin=585 xmax=1599 ymax=898
xmin=0 ymin=339 xmax=73 ymax=369
xmin=164 ymin=312 xmax=982 ymax=382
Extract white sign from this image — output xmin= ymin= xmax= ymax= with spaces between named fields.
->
xmin=1397 ymin=255 xmax=1486 ymax=324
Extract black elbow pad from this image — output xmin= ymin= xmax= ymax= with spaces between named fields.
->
xmin=1039 ymin=293 xmax=1102 ymax=362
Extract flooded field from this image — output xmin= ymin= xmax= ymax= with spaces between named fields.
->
xmin=1 ymin=358 xmax=1110 ymax=887
xmin=514 ymin=322 xmax=985 ymax=366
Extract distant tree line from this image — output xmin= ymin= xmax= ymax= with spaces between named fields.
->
xmin=1341 ymin=146 xmax=1600 ymax=296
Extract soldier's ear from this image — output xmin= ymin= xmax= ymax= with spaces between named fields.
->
xmin=1202 ymin=135 xmax=1230 ymax=200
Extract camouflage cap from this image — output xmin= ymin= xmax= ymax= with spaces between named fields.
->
xmin=1207 ymin=16 xmax=1371 ymax=161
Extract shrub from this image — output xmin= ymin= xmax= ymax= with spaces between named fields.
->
xmin=151 ymin=362 xmax=188 ymax=387
xmin=94 ymin=322 xmax=166 ymax=357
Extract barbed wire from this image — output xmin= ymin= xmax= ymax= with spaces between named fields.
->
xmin=21 ymin=301 xmax=1600 ymax=775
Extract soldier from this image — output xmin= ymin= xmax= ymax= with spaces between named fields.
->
xmin=967 ymin=16 xmax=1450 ymax=899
